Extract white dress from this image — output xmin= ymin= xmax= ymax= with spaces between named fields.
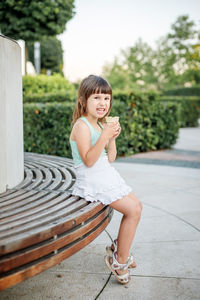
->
xmin=70 ymin=117 xmax=132 ymax=205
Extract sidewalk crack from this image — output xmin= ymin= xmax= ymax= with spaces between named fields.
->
xmin=93 ymin=229 xmax=113 ymax=299
xmin=94 ymin=272 xmax=112 ymax=300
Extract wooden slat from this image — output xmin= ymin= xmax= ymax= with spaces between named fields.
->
xmin=0 ymin=198 xmax=87 ymax=238
xmin=0 ymin=190 xmax=56 ymax=219
xmin=0 ymin=217 xmax=110 ymax=291
xmin=0 ymin=190 xmax=38 ymax=206
xmin=0 ymin=194 xmax=75 ymax=230
xmin=0 ymin=201 xmax=104 ymax=255
xmin=13 ymin=168 xmax=34 ymax=190
xmin=0 ymin=207 xmax=110 ymax=273
xmin=0 ymin=193 xmax=75 ymax=226
xmin=0 ymin=152 xmax=113 ymax=291
xmin=0 ymin=190 xmax=50 ymax=214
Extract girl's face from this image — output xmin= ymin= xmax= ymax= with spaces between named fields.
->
xmin=85 ymin=93 xmax=111 ymax=119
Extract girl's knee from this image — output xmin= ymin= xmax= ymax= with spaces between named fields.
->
xmin=134 ymin=203 xmax=142 ymax=219
xmin=127 ymin=199 xmax=142 ymax=219
xmin=130 ymin=194 xmax=142 ymax=213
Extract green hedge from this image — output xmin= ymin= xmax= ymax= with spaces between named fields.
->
xmin=23 ymin=103 xmax=74 ymax=157
xmin=163 ymin=87 xmax=200 ymax=96
xmin=112 ymin=93 xmax=179 ymax=155
xmin=23 ymin=74 xmax=76 ymax=103
xmin=23 ymin=93 xmax=179 ymax=157
xmin=160 ymin=96 xmax=200 ymax=127
xmin=23 ymin=92 xmax=74 ymax=103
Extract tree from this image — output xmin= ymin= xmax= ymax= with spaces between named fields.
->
xmin=155 ymin=15 xmax=200 ymax=88
xmin=28 ymin=37 xmax=64 ymax=74
xmin=0 ymin=0 xmax=75 ymax=41
xmin=102 ymin=15 xmax=200 ymax=91
xmin=103 ymin=39 xmax=158 ymax=91
xmin=0 ymin=0 xmax=75 ymax=73
xmin=103 ymin=58 xmax=129 ymax=91
xmin=122 ymin=39 xmax=158 ymax=89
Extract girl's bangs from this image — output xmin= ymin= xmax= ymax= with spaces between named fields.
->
xmin=94 ymin=83 xmax=112 ymax=95
xmin=89 ymin=77 xmax=112 ymax=96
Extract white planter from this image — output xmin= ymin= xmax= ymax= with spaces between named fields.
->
xmin=0 ymin=35 xmax=24 ymax=193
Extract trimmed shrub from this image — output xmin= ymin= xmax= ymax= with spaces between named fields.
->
xmin=23 ymin=74 xmax=76 ymax=102
xmin=163 ymin=87 xmax=200 ymax=96
xmin=23 ymin=92 xmax=73 ymax=103
xmin=112 ymin=92 xmax=179 ymax=156
xmin=23 ymin=103 xmax=74 ymax=157
xmin=160 ymin=96 xmax=200 ymax=127
xmin=23 ymin=92 xmax=179 ymax=157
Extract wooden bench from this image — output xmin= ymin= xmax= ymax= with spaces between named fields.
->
xmin=0 ymin=153 xmax=113 ymax=290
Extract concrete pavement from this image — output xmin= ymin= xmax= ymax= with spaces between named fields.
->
xmin=1 ymin=126 xmax=200 ymax=300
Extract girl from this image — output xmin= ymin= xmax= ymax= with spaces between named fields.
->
xmin=70 ymin=75 xmax=142 ymax=284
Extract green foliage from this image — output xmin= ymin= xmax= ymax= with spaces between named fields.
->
xmin=23 ymin=103 xmax=74 ymax=157
xmin=167 ymin=15 xmax=197 ymax=45
xmin=163 ymin=86 xmax=200 ymax=96
xmin=160 ymin=96 xmax=200 ymax=127
xmin=0 ymin=0 xmax=75 ymax=41
xmin=103 ymin=39 xmax=158 ymax=91
xmin=102 ymin=15 xmax=200 ymax=91
xmin=112 ymin=92 xmax=179 ymax=156
xmin=23 ymin=92 xmax=74 ymax=104
xmin=103 ymin=58 xmax=130 ymax=91
xmin=23 ymin=74 xmax=76 ymax=101
xmin=28 ymin=37 xmax=64 ymax=74
xmin=156 ymin=15 xmax=200 ymax=89
xmin=23 ymin=92 xmax=180 ymax=157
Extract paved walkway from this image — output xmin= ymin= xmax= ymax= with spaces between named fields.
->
xmin=1 ymin=127 xmax=200 ymax=300
xmin=117 ymin=127 xmax=200 ymax=169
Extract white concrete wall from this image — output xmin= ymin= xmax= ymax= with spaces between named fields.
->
xmin=0 ymin=35 xmax=24 ymax=193
xmin=17 ymin=39 xmax=25 ymax=76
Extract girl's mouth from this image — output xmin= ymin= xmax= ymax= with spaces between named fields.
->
xmin=97 ymin=108 xmax=106 ymax=114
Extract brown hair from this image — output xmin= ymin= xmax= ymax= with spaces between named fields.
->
xmin=72 ymin=75 xmax=112 ymax=124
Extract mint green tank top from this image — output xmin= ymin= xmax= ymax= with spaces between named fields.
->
xmin=70 ymin=116 xmax=107 ymax=166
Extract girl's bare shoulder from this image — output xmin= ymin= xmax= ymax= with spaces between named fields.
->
xmin=70 ymin=119 xmax=90 ymax=141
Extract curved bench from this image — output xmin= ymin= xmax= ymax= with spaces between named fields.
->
xmin=0 ymin=153 xmax=113 ymax=290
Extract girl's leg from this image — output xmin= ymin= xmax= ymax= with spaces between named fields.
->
xmin=109 ymin=192 xmax=142 ymax=274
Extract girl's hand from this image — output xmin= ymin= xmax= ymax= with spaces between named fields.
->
xmin=110 ymin=121 xmax=121 ymax=140
xmin=102 ymin=122 xmax=121 ymax=140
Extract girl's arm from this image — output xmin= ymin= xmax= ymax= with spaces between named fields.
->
xmin=106 ymin=139 xmax=117 ymax=163
xmin=106 ymin=122 xmax=121 ymax=163
xmin=74 ymin=120 xmax=118 ymax=167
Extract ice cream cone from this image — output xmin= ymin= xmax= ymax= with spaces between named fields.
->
xmin=105 ymin=116 xmax=119 ymax=123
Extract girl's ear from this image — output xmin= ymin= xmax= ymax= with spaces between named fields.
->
xmin=79 ymin=96 xmax=84 ymax=106
xmin=79 ymin=96 xmax=86 ymax=113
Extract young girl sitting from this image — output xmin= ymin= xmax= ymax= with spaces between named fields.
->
xmin=70 ymin=75 xmax=142 ymax=284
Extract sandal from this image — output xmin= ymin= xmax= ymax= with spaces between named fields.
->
xmin=104 ymin=251 xmax=133 ymax=284
xmin=106 ymin=239 xmax=137 ymax=268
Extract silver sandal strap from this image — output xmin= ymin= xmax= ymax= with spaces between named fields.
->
xmin=111 ymin=252 xmax=134 ymax=270
xmin=117 ymin=270 xmax=130 ymax=283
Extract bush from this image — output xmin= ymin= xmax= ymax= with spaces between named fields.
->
xmin=23 ymin=74 xmax=76 ymax=101
xmin=160 ymin=96 xmax=200 ymax=127
xmin=23 ymin=103 xmax=74 ymax=157
xmin=23 ymin=92 xmax=180 ymax=157
xmin=23 ymin=92 xmax=74 ymax=103
xmin=112 ymin=92 xmax=179 ymax=156
xmin=163 ymin=86 xmax=200 ymax=96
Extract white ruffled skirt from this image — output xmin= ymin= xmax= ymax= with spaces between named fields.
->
xmin=72 ymin=156 xmax=132 ymax=205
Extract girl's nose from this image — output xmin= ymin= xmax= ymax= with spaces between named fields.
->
xmin=99 ymin=98 xmax=106 ymax=105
